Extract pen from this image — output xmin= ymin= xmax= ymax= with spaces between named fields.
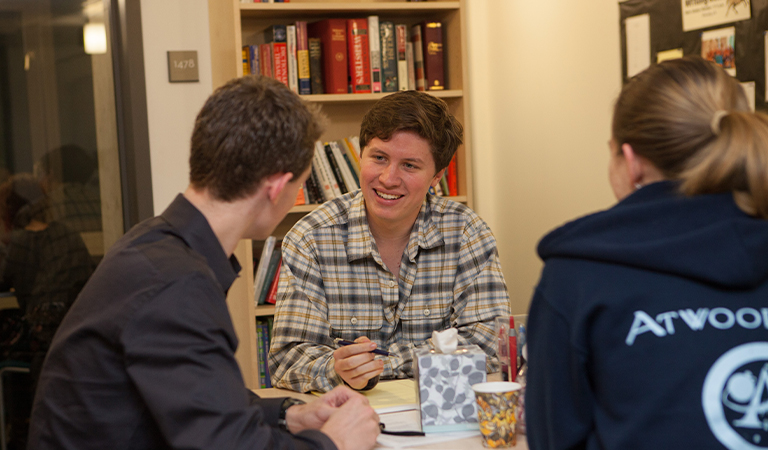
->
xmin=333 ymin=338 xmax=390 ymax=356
xmin=379 ymin=422 xmax=425 ymax=436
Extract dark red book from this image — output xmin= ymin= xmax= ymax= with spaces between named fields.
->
xmin=308 ymin=19 xmax=348 ymax=94
xmin=259 ymin=43 xmax=272 ymax=78
xmin=347 ymin=19 xmax=372 ymax=93
xmin=446 ymin=155 xmax=458 ymax=196
xmin=266 ymin=25 xmax=289 ymax=87
xmin=421 ymin=21 xmax=445 ymax=91
xmin=410 ymin=24 xmax=425 ymax=91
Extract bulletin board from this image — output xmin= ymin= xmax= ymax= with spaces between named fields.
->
xmin=619 ymin=0 xmax=768 ymax=112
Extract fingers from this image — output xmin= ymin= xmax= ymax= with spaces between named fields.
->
xmin=333 ymin=340 xmax=379 ymax=360
xmin=333 ymin=350 xmax=384 ymax=390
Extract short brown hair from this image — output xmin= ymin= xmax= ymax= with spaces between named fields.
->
xmin=613 ymin=56 xmax=768 ymax=218
xmin=189 ymin=76 xmax=325 ymax=201
xmin=359 ymin=91 xmax=462 ymax=172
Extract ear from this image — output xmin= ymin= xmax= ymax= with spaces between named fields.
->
xmin=431 ymin=168 xmax=447 ymax=188
xmin=620 ymin=143 xmax=643 ymax=186
xmin=265 ymin=172 xmax=294 ymax=204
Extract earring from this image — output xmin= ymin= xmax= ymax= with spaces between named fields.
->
xmin=634 ymin=183 xmax=643 ymax=190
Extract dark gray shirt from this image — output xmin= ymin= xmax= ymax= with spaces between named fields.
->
xmin=28 ymin=194 xmax=336 ymax=450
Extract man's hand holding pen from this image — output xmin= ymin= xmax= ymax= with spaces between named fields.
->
xmin=332 ymin=336 xmax=386 ymax=390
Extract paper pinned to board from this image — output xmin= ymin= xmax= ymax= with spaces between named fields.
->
xmin=625 ymin=14 xmax=651 ymax=78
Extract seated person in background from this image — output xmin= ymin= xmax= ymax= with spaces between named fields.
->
xmin=0 ymin=174 xmax=93 ymax=388
xmin=35 ymin=144 xmax=102 ymax=233
xmin=29 ymin=76 xmax=380 ymax=450
xmin=269 ymin=91 xmax=511 ymax=393
xmin=525 ymin=56 xmax=768 ymax=450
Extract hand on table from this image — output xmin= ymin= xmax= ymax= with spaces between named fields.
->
xmin=333 ymin=336 xmax=385 ymax=390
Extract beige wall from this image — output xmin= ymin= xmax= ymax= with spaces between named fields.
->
xmin=140 ymin=0 xmax=214 ymax=214
xmin=466 ymin=0 xmax=623 ymax=314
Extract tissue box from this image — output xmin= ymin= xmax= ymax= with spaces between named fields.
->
xmin=413 ymin=345 xmax=487 ymax=433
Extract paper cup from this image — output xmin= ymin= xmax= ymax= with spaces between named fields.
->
xmin=472 ymin=381 xmax=521 ymax=448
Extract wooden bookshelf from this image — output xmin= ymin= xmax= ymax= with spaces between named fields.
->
xmin=208 ymin=0 xmax=473 ymax=390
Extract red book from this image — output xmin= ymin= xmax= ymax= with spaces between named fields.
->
xmin=421 ymin=21 xmax=445 ymax=91
xmin=446 ymin=155 xmax=458 ymax=196
xmin=267 ymin=25 xmax=289 ymax=87
xmin=347 ymin=19 xmax=372 ymax=93
xmin=296 ymin=21 xmax=311 ymax=95
xmin=265 ymin=259 xmax=282 ymax=305
xmin=259 ymin=44 xmax=272 ymax=78
xmin=308 ymin=19 xmax=348 ymax=94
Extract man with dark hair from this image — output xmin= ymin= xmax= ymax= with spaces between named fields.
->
xmin=28 ymin=76 xmax=380 ymax=450
xmin=269 ymin=91 xmax=510 ymax=393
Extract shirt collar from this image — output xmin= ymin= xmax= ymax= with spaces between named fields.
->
xmin=347 ymin=192 xmax=444 ymax=263
xmin=160 ymin=194 xmax=241 ymax=292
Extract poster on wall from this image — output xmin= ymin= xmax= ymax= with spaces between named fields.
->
xmin=701 ymin=27 xmax=736 ymax=76
xmin=681 ymin=0 xmax=751 ymax=32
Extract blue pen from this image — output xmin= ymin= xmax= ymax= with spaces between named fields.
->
xmin=334 ymin=338 xmax=390 ymax=356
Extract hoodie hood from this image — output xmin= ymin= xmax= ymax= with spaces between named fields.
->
xmin=537 ymin=181 xmax=768 ymax=289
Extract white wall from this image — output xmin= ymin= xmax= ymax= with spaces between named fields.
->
xmin=140 ymin=0 xmax=213 ymax=214
xmin=466 ymin=0 xmax=622 ymax=313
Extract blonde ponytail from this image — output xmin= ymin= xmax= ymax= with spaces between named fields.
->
xmin=613 ymin=56 xmax=768 ymax=219
xmin=679 ymin=111 xmax=768 ymax=218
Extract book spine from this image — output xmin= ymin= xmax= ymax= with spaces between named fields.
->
xmin=411 ymin=25 xmax=426 ymax=91
xmin=253 ymin=237 xmax=276 ymax=307
xmin=265 ymin=258 xmax=281 ymax=305
xmin=260 ymin=322 xmax=272 ymax=388
xmin=259 ymin=44 xmax=272 ymax=77
xmin=308 ymin=38 xmax=324 ymax=94
xmin=256 ymin=321 xmax=265 ymax=388
xmin=242 ymin=46 xmax=250 ymax=75
xmin=308 ymin=165 xmax=327 ymax=202
xmin=324 ymin=143 xmax=349 ymax=194
xmin=296 ymin=21 xmax=311 ymax=95
xmin=439 ymin=172 xmax=449 ymax=197
xmin=258 ymin=250 xmax=281 ymax=305
xmin=406 ymin=42 xmax=415 ymax=90
xmin=286 ymin=25 xmax=299 ymax=93
xmin=330 ymin=141 xmax=359 ymax=191
xmin=308 ymin=19 xmax=348 ymax=94
xmin=379 ymin=22 xmax=398 ymax=93
xmin=395 ymin=24 xmax=408 ymax=91
xmin=250 ymin=45 xmax=260 ymax=75
xmin=347 ymin=19 xmax=371 ymax=94
xmin=313 ymin=142 xmax=338 ymax=199
xmin=368 ymin=16 xmax=382 ymax=93
xmin=338 ymin=138 xmax=361 ymax=181
xmin=446 ymin=155 xmax=458 ymax=196
xmin=294 ymin=184 xmax=306 ymax=206
xmin=344 ymin=137 xmax=362 ymax=171
xmin=421 ymin=22 xmax=445 ymax=91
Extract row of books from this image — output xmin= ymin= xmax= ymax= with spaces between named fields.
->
xmin=242 ymin=17 xmax=445 ymax=96
xmin=255 ymin=317 xmax=273 ymax=389
xmin=295 ymin=136 xmax=459 ymax=206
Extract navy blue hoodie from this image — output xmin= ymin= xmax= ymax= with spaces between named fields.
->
xmin=526 ymin=181 xmax=768 ymax=450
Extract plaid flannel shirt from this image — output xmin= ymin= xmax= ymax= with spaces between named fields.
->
xmin=268 ymin=191 xmax=510 ymax=393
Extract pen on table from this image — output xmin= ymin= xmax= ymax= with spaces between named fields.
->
xmin=379 ymin=422 xmax=425 ymax=437
xmin=333 ymin=338 xmax=390 ymax=356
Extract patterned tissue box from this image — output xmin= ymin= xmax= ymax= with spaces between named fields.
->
xmin=413 ymin=345 xmax=487 ymax=433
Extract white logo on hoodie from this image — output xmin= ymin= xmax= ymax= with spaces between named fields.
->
xmin=702 ymin=342 xmax=768 ymax=449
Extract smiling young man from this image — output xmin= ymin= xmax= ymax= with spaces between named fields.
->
xmin=269 ymin=91 xmax=511 ymax=393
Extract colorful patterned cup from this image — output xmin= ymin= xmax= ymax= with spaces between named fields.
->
xmin=472 ymin=381 xmax=522 ymax=448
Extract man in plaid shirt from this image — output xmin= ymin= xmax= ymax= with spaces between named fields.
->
xmin=269 ymin=91 xmax=510 ymax=393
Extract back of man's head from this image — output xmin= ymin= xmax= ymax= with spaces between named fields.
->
xmin=189 ymin=76 xmax=325 ymax=201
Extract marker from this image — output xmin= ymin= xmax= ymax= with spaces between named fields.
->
xmin=333 ymin=338 xmax=390 ymax=356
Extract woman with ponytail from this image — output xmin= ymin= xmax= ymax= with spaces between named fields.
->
xmin=526 ymin=56 xmax=768 ymax=450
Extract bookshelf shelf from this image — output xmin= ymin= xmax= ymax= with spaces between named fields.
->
xmin=255 ymin=305 xmax=276 ymax=317
xmin=240 ymin=2 xmax=460 ymax=19
xmin=302 ymin=89 xmax=463 ymax=103
xmin=209 ymin=0 xmax=472 ymax=390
